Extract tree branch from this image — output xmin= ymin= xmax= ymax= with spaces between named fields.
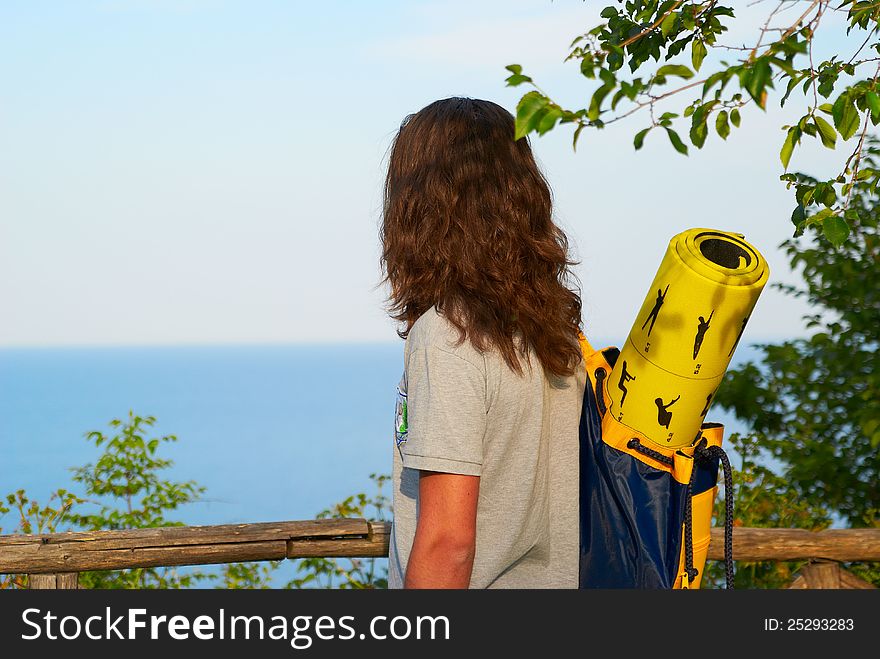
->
xmin=843 ymin=61 xmax=880 ymax=212
xmin=600 ymin=77 xmax=708 ymax=126
xmin=620 ymin=0 xmax=685 ymax=49
xmin=749 ymin=0 xmax=788 ymax=62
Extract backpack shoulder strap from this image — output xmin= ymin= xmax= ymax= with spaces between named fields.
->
xmin=578 ymin=331 xmax=595 ymax=365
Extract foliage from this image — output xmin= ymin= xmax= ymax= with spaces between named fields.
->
xmin=69 ymin=412 xmax=204 ymax=531
xmin=2 ymin=489 xmax=83 ymax=535
xmin=1 ymin=412 xmax=390 ymax=589
xmin=286 ymin=474 xmax=390 ymax=589
xmin=708 ymin=145 xmax=880 ymax=586
xmin=507 ymin=0 xmax=880 ymax=245
xmin=2 ymin=412 xmax=215 ymax=588
xmin=69 ymin=412 xmax=209 ymax=588
xmin=0 ymin=489 xmax=84 ymax=589
xmin=702 ymin=433 xmax=831 ymax=589
xmin=220 ymin=561 xmax=280 ymax=589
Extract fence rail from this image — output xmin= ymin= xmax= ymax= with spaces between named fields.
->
xmin=1 ymin=520 xmax=877 ymax=589
xmin=0 ymin=519 xmax=389 ymax=575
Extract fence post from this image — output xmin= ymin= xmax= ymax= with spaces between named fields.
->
xmin=787 ymin=560 xmax=877 ymax=589
xmin=28 ymin=573 xmax=79 ymax=589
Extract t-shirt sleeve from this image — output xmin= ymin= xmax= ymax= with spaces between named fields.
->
xmin=399 ymin=345 xmax=486 ymax=476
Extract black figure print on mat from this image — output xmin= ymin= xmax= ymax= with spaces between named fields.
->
xmin=700 ymin=392 xmax=713 ymax=417
xmin=654 ymin=395 xmax=680 ymax=429
xmin=617 ymin=360 xmax=636 ymax=406
xmin=641 ymin=283 xmax=669 ymax=337
xmin=692 ymin=309 xmax=714 ymax=359
xmin=728 ymin=314 xmax=750 ymax=356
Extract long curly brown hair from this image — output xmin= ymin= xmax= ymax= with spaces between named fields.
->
xmin=380 ymin=97 xmax=583 ymax=378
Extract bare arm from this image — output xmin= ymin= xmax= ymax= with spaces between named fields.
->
xmin=404 ymin=471 xmax=479 ymax=589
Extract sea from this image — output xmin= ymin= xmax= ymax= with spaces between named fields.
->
xmin=0 ymin=342 xmax=408 ymax=530
xmin=0 ymin=340 xmax=764 ymax=584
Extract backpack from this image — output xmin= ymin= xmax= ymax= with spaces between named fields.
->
xmin=573 ymin=227 xmax=770 ymax=589
xmin=578 ymin=333 xmax=733 ymax=588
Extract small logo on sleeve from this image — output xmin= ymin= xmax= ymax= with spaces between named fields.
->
xmin=395 ymin=372 xmax=408 ymax=447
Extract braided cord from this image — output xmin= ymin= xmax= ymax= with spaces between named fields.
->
xmin=626 ymin=438 xmax=674 ymax=467
xmin=682 ymin=456 xmax=700 ymax=587
xmin=694 ymin=442 xmax=735 ymax=589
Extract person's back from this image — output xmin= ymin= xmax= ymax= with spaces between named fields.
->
xmin=379 ymin=96 xmax=586 ymax=588
xmin=388 ymin=306 xmax=584 ymax=588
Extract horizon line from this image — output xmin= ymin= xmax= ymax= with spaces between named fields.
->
xmin=0 ymin=335 xmax=803 ymax=351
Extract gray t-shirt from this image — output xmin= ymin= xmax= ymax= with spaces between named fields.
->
xmin=388 ymin=306 xmax=584 ymax=588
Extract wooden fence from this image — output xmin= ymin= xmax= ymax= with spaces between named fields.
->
xmin=1 ymin=520 xmax=877 ymax=589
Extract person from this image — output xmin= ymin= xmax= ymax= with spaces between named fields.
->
xmin=641 ymin=284 xmax=669 ymax=337
xmin=379 ymin=97 xmax=586 ymax=589
xmin=617 ymin=359 xmax=636 ymax=407
xmin=692 ymin=309 xmax=714 ymax=359
xmin=654 ymin=394 xmax=680 ymax=429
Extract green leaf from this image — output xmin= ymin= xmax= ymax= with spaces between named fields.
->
xmin=794 ymin=183 xmax=814 ymax=206
xmin=781 ymin=74 xmax=803 ymax=107
xmin=572 ymin=123 xmax=586 ymax=151
xmin=745 ymin=58 xmax=771 ymax=109
xmin=817 ymin=69 xmax=838 ymax=98
xmin=805 ymin=207 xmax=835 ymax=226
xmin=606 ymin=47 xmax=624 ymax=73
xmin=580 ymin=56 xmax=597 ymax=79
xmin=505 ymin=74 xmax=533 ymax=87
xmin=716 ymin=110 xmax=730 ymax=139
xmin=813 ymin=115 xmax=837 ymax=149
xmin=633 ymin=127 xmax=651 ymax=150
xmin=691 ymin=39 xmax=707 ymax=71
xmin=656 ymin=64 xmax=694 ymax=80
xmin=832 ymin=94 xmax=860 ymax=140
xmin=690 ymin=113 xmax=708 ymax=148
xmin=515 ymin=91 xmax=548 ymax=140
xmin=791 ymin=204 xmax=806 ymax=227
xmin=535 ymin=106 xmax=563 ymax=135
xmin=803 ymin=122 xmax=817 ymax=137
xmin=525 ymin=108 xmax=550 ymax=135
xmin=660 ymin=11 xmax=677 ymax=38
xmin=587 ymin=82 xmax=615 ymax=121
xmin=822 ymin=214 xmax=850 ymax=246
xmin=768 ymin=56 xmax=796 ymax=78
xmin=681 ymin=5 xmax=696 ymax=30
xmin=780 ymin=126 xmax=800 ymax=170
xmin=866 ymin=91 xmax=880 ymax=122
xmin=505 ymin=64 xmax=523 ymax=75
xmin=598 ymin=67 xmax=616 ymax=86
xmin=730 ymin=107 xmax=741 ymax=127
xmin=665 ymin=127 xmax=688 ymax=154
xmin=702 ymin=71 xmax=727 ymax=98
xmin=814 ymin=181 xmax=836 ymax=207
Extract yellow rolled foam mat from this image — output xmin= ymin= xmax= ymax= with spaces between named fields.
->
xmin=607 ymin=228 xmax=769 ymax=448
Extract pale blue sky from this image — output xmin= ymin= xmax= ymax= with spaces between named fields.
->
xmin=0 ymin=1 xmax=864 ymax=346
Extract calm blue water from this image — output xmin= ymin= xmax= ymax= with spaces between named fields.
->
xmin=0 ymin=340 xmax=763 ymax=534
xmin=0 ymin=343 xmax=406 ymax=529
